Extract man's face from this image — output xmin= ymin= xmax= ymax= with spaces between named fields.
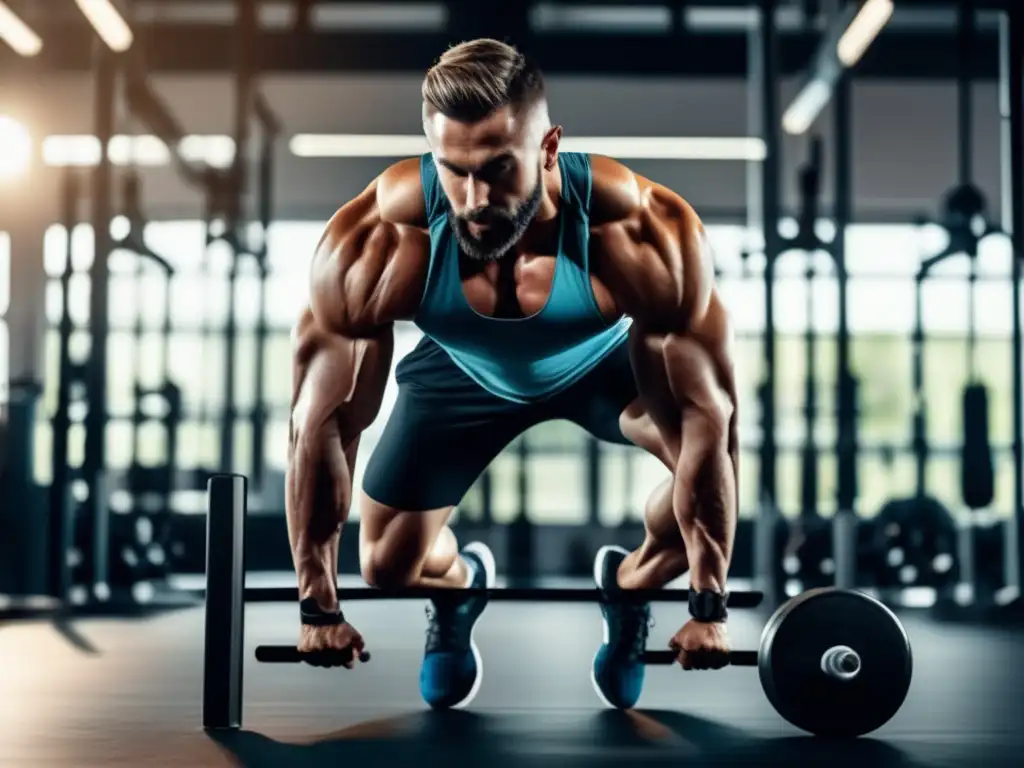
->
xmin=425 ymin=104 xmax=550 ymax=261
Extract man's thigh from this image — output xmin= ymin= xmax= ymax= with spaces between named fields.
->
xmin=361 ymin=335 xmax=543 ymax=511
xmin=553 ymin=339 xmax=638 ymax=445
xmin=555 ymin=339 xmax=676 ymax=468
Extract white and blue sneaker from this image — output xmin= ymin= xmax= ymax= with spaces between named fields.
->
xmin=419 ymin=541 xmax=496 ymax=709
xmin=591 ymin=545 xmax=652 ymax=709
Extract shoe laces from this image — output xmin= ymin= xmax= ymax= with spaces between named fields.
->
xmin=424 ymin=602 xmax=467 ymax=652
xmin=613 ymin=601 xmax=655 ymax=660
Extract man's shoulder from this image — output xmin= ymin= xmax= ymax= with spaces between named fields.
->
xmin=376 ymin=157 xmax=428 ymax=227
xmin=583 ymin=155 xmax=713 ymax=327
xmin=584 ymin=154 xmax=637 ymax=225
xmin=310 ymin=159 xmax=432 ymax=334
xmin=585 ymin=154 xmax=694 ymax=230
xmin=318 ymin=156 xmax=428 ymax=243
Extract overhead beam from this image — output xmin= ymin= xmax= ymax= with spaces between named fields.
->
xmin=0 ymin=25 xmax=1001 ymax=78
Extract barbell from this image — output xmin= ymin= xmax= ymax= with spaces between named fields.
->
xmin=253 ymin=585 xmax=764 ymax=665
xmin=256 ymin=586 xmax=912 ymax=738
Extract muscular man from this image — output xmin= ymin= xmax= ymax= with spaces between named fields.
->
xmin=287 ymin=38 xmax=739 ymax=711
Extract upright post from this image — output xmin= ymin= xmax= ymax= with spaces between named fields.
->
xmin=202 ymin=474 xmax=247 ymax=730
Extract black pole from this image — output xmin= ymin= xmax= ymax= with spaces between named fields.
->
xmin=507 ymin=436 xmax=533 ymax=584
xmin=202 ymin=474 xmax=247 ymax=730
xmin=800 ymin=249 xmax=817 ymax=521
xmin=587 ymin=437 xmax=601 ymax=526
xmin=220 ymin=0 xmax=257 ymax=474
xmin=232 ymin=0 xmax=254 ymax=235
xmin=250 ymin=119 xmax=274 ymax=489
xmin=958 ymin=1 xmax=981 ymax=388
xmin=911 ymin=266 xmax=928 ymax=497
xmin=480 ymin=470 xmax=493 ymax=526
xmin=759 ymin=0 xmax=780 ymax=514
xmin=752 ymin=0 xmax=784 ymax=606
xmin=48 ymin=169 xmax=78 ymax=601
xmin=957 ymin=2 xmax=975 ymax=188
xmin=251 ymin=287 xmax=269 ymax=489
xmin=84 ymin=41 xmax=117 ymax=601
xmin=1000 ymin=7 xmax=1023 ymax=595
xmin=832 ymin=64 xmax=857 ymax=590
xmin=798 ymin=137 xmax=822 ymax=524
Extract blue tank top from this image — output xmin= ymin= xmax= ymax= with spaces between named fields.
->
xmin=414 ymin=151 xmax=631 ymax=403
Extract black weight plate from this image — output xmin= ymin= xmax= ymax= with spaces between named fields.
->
xmin=872 ymin=498 xmax=959 ymax=588
xmin=758 ymin=588 xmax=913 ymax=737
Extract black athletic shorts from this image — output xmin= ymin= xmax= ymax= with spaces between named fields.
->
xmin=361 ymin=334 xmax=639 ymax=511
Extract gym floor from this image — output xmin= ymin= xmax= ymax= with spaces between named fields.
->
xmin=2 ymin=582 xmax=1021 ymax=767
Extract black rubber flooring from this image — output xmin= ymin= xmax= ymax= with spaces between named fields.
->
xmin=1 ymin=592 xmax=1021 ymax=767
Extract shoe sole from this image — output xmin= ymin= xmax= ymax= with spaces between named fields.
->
xmin=590 ymin=544 xmax=631 ymax=710
xmin=449 ymin=541 xmax=496 ymax=710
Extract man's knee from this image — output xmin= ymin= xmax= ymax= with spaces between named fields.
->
xmin=358 ymin=496 xmax=454 ymax=588
xmin=359 ymin=520 xmax=426 ymax=587
xmin=360 ymin=543 xmax=422 ymax=588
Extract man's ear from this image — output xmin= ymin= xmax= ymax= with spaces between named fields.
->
xmin=542 ymin=125 xmax=563 ymax=170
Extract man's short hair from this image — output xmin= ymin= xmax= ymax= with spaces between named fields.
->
xmin=422 ymin=38 xmax=545 ymax=123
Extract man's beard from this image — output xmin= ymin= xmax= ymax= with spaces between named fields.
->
xmin=449 ymin=174 xmax=545 ymax=262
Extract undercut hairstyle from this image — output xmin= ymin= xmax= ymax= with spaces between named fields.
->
xmin=422 ymin=38 xmax=545 ymax=123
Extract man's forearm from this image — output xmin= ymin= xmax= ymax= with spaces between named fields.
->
xmin=285 ymin=431 xmax=355 ymax=612
xmin=294 ymin=537 xmax=341 ymax=608
xmin=286 ymin=325 xmax=393 ymax=612
xmin=673 ymin=441 xmax=737 ymax=595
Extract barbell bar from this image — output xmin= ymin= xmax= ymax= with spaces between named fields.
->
xmin=232 ymin=586 xmax=765 ymax=605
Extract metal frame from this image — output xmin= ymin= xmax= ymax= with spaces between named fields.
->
xmin=751 ymin=0 xmax=784 ymax=605
xmin=830 ymin=33 xmax=857 ymax=591
xmin=46 ymin=169 xmax=80 ymax=601
xmin=1002 ymin=8 xmax=1023 ymax=595
xmin=81 ymin=40 xmax=116 ymax=600
xmin=22 ymin=0 xmax=1024 ymax=610
xmin=0 ymin=22 xmax=1002 ymax=78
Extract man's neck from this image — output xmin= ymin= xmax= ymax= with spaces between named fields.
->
xmin=516 ymin=165 xmax=563 ymax=252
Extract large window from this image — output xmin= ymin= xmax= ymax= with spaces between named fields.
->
xmin=36 ymin=220 xmax=1021 ymax=522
